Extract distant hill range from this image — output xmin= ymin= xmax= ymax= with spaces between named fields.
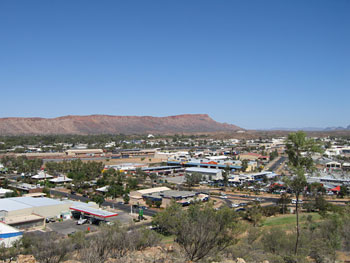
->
xmin=268 ymin=125 xmax=350 ymax=132
xmin=0 ymin=114 xmax=242 ymax=135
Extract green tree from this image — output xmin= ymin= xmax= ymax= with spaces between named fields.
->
xmin=241 ymin=159 xmax=248 ymax=172
xmin=145 ymin=198 xmax=153 ymax=208
xmin=223 ymin=165 xmax=230 ymax=187
xmin=185 ymin=172 xmax=202 ymax=188
xmin=244 ymin=203 xmax=263 ymax=227
xmin=153 ymin=202 xmax=242 ymax=262
xmin=277 ymin=193 xmax=291 ymax=214
xmin=92 ymin=195 xmax=105 ymax=207
xmin=284 ymin=131 xmax=322 ymax=255
xmin=127 ymin=177 xmax=138 ymax=190
xmin=154 ymin=200 xmax=162 ymax=208
xmin=123 ymin=193 xmax=130 ymax=204
xmin=308 ymin=182 xmax=326 ymax=196
xmin=339 ymin=185 xmax=349 ymax=198
xmin=107 ymin=183 xmax=124 ymax=199
xmin=269 ymin=149 xmax=279 ymax=161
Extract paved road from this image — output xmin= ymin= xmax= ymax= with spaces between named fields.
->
xmin=218 ymin=194 xmax=277 ymax=208
xmin=269 ymin=156 xmax=287 ymax=172
xmin=50 ymin=189 xmax=158 ymax=217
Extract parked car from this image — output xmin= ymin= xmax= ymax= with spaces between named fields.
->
xmin=231 ymin=203 xmax=239 ymax=208
xmin=45 ymin=217 xmax=56 ymax=223
xmin=77 ymin=218 xmax=88 ymax=225
xmin=291 ymin=199 xmax=303 ymax=204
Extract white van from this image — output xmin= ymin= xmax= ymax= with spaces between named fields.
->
xmin=291 ymin=199 xmax=303 ymax=204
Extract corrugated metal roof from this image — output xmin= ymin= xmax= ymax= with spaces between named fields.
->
xmin=161 ymin=190 xmax=197 ymax=198
xmin=141 ymin=166 xmax=182 ymax=171
xmin=49 ymin=176 xmax=72 ymax=183
xmin=0 ymin=198 xmax=33 ymax=212
xmin=32 ymin=172 xmax=53 ymax=179
xmin=137 ymin=187 xmax=171 ymax=195
xmin=0 ymin=197 xmax=64 ymax=212
xmin=186 ymin=167 xmax=221 ymax=173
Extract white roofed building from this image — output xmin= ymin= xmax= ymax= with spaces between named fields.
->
xmin=0 ymin=222 xmax=22 ymax=247
xmin=185 ymin=167 xmax=223 ymax=180
xmin=32 ymin=171 xmax=53 ymax=180
xmin=130 ymin=187 xmax=171 ymax=201
xmin=49 ymin=176 xmax=73 ymax=184
xmin=0 ymin=197 xmax=98 ymax=229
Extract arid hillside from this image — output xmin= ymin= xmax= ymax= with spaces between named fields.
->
xmin=0 ymin=114 xmax=242 ymax=135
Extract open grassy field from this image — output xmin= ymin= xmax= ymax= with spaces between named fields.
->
xmin=263 ymin=212 xmax=321 ymax=227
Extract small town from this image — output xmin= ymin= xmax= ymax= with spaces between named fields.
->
xmin=0 ymin=132 xmax=350 ymax=262
xmin=1 ymin=1 xmax=349 ymax=262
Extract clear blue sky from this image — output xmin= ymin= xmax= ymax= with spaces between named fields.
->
xmin=0 ymin=1 xmax=349 ymax=129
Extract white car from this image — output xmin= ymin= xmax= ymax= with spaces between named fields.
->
xmin=291 ymin=199 xmax=303 ymax=204
xmin=231 ymin=203 xmax=239 ymax=208
xmin=220 ymin=195 xmax=228 ymax=199
xmin=77 ymin=218 xmax=87 ymax=225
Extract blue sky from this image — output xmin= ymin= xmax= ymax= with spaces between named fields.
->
xmin=0 ymin=1 xmax=349 ymax=129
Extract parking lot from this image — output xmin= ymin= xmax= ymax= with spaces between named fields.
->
xmin=47 ymin=219 xmax=98 ymax=235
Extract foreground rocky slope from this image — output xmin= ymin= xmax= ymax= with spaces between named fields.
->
xmin=0 ymin=114 xmax=241 ymax=135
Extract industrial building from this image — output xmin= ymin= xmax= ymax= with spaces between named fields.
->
xmin=104 ymin=163 xmax=147 ymax=172
xmin=141 ymin=189 xmax=207 ymax=207
xmin=185 ymin=167 xmax=223 ymax=180
xmin=130 ymin=187 xmax=171 ymax=202
xmin=130 ymin=186 xmax=208 ymax=207
xmin=9 ymin=182 xmax=43 ymax=194
xmin=65 ymin=149 xmax=104 ymax=157
xmin=0 ymin=222 xmax=22 ymax=247
xmin=141 ymin=165 xmax=183 ymax=175
xmin=0 ymin=197 xmax=102 ymax=229
xmin=168 ymin=158 xmax=241 ymax=171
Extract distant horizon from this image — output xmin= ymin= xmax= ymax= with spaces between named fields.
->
xmin=1 ymin=1 xmax=349 ymax=130
xmin=0 ymin=113 xmax=348 ymax=131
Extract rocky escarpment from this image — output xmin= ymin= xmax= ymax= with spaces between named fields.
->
xmin=0 ymin=114 xmax=242 ymax=135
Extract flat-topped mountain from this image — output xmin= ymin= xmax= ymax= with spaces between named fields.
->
xmin=0 ymin=114 xmax=242 ymax=135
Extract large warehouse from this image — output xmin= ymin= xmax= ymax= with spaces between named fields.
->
xmin=185 ymin=167 xmax=223 ymax=180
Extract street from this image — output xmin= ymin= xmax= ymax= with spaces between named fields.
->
xmin=49 ymin=189 xmax=158 ymax=217
xmin=269 ymin=156 xmax=287 ymax=172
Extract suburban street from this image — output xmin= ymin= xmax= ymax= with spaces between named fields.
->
xmin=49 ymin=189 xmax=158 ymax=217
xmin=268 ymin=156 xmax=287 ymax=172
